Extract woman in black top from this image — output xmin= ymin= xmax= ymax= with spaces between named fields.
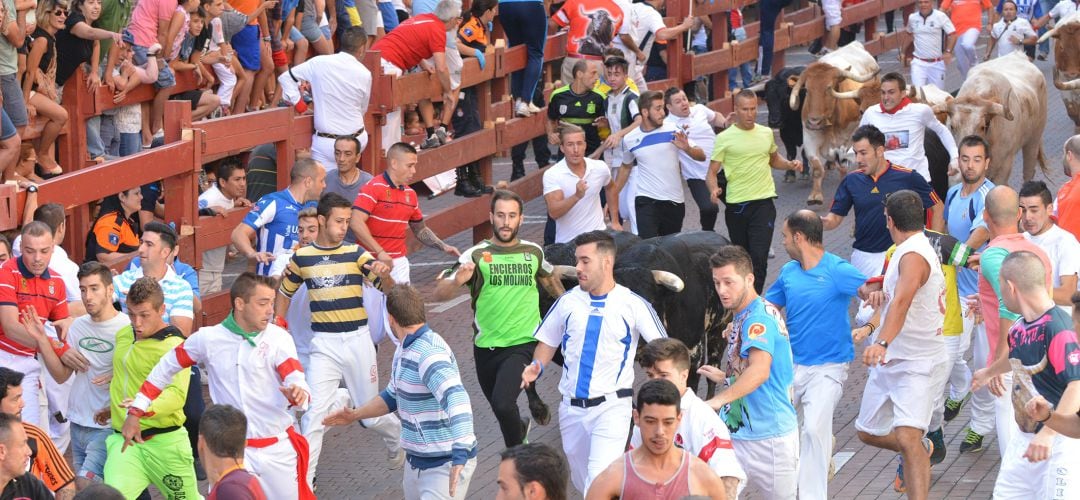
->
xmin=21 ymin=0 xmax=69 ymax=178
xmin=54 ymin=0 xmax=121 ymax=91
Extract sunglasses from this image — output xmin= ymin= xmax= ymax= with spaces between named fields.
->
xmin=53 ymin=9 xmax=67 ymax=16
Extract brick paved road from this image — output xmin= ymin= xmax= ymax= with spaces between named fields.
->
xmin=277 ymin=24 xmax=1074 ymax=500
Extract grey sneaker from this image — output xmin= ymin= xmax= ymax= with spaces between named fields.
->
xmin=434 ymin=126 xmax=451 ymax=145
xmin=420 ymin=134 xmax=442 ymax=150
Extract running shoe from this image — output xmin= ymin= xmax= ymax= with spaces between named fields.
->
xmin=434 ymin=126 xmax=452 ymax=145
xmin=894 ymin=437 xmax=933 ymax=493
xmin=515 ymin=100 xmax=532 ymax=117
xmin=927 ymin=428 xmax=946 ymax=465
xmin=944 ymin=393 xmax=971 ymax=422
xmin=527 ymin=102 xmax=542 ymax=114
xmin=959 ymin=428 xmax=984 ymax=453
xmin=420 ymin=134 xmax=442 ymax=150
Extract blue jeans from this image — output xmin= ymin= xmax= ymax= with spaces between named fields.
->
xmin=725 ymin=29 xmax=752 ymax=89
xmin=500 ymin=1 xmax=547 ymax=101
xmin=86 ymin=115 xmax=106 ymax=159
xmin=71 ymin=423 xmax=111 ymax=480
xmin=758 ymin=0 xmax=793 ymax=76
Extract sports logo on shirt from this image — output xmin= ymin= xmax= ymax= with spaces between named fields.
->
xmin=1069 ymin=349 xmax=1080 ymax=366
xmin=747 ymin=323 xmax=766 ymax=340
xmin=108 ymin=232 xmax=120 ymax=246
xmin=79 ymin=337 xmax=115 ymax=353
xmin=559 ymin=104 xmax=568 ymax=114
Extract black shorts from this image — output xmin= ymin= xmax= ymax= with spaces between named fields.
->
xmin=170 ymin=90 xmax=204 ymax=109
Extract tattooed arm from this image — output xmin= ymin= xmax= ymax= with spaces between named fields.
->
xmin=409 ymin=221 xmax=460 ymax=256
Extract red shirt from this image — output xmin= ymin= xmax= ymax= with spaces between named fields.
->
xmin=353 ymin=172 xmax=423 ymax=258
xmin=0 ymin=258 xmax=69 ymax=356
xmin=207 ymin=468 xmax=267 ymax=500
xmin=371 ymin=13 xmax=446 ymax=71
xmin=1058 ymin=175 xmax=1080 ymax=241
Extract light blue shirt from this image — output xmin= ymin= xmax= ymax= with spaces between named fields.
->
xmin=945 ymin=179 xmax=993 ymax=296
xmin=112 ymin=265 xmax=194 ymax=321
xmin=765 ymin=252 xmax=866 ymax=366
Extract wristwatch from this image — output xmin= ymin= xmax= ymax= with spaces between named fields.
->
xmin=26 ymin=185 xmax=37 ymax=193
xmin=876 ymin=339 xmax=889 ymax=349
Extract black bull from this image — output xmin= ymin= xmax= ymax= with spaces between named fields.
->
xmin=765 ymin=68 xmax=952 ymax=201
xmin=539 ymin=231 xmax=731 ymax=395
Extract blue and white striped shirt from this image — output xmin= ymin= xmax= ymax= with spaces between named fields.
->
xmin=243 ymin=188 xmax=316 ymax=275
xmin=112 ymin=266 xmax=194 ymax=321
xmin=535 ymin=285 xmax=667 ymax=400
xmin=379 ymin=325 xmax=477 ymax=469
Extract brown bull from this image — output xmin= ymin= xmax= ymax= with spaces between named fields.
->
xmin=1042 ymin=13 xmax=1080 ymax=132
xmin=789 ymin=42 xmax=880 ymax=205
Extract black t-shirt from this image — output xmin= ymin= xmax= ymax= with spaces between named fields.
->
xmin=547 ymin=85 xmax=606 ymax=154
xmin=246 ymin=143 xmax=279 ymax=202
xmin=1 ymin=473 xmax=53 ymax=500
xmin=55 ymin=11 xmax=95 ymax=86
xmin=1008 ymin=307 xmax=1080 ymax=407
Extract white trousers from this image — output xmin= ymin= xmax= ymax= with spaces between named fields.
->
xmin=930 ymin=332 xmax=973 ymax=431
xmin=965 ymin=300 xmax=997 ymax=436
xmin=559 ymin=395 xmax=632 ymax=495
xmin=850 ymin=249 xmax=886 ymax=325
xmin=380 ymin=60 xmax=405 ymax=151
xmin=793 ymin=362 xmax=847 ymax=499
xmin=955 ymin=28 xmax=980 ymax=80
xmin=364 ymin=256 xmax=410 ymax=346
xmin=302 ymin=328 xmax=401 ymax=484
xmin=402 ymin=457 xmax=477 ymax=500
xmin=310 ymin=130 xmax=368 ymax=171
xmin=43 ymin=367 xmax=72 ymax=454
xmin=212 ymin=62 xmax=236 ymax=106
xmin=993 ymin=371 xmax=1017 ymax=459
xmin=993 ymin=426 xmax=1080 ymax=499
xmin=733 ymin=432 xmax=799 ymax=500
xmin=1 ymin=350 xmax=41 ymax=429
xmin=246 ymin=433 xmax=309 ymax=500
xmin=910 ymin=58 xmax=946 ymax=89
xmin=612 ymin=167 xmax=638 ymax=235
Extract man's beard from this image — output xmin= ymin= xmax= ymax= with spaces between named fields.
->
xmin=494 ymin=225 xmax=520 ymax=243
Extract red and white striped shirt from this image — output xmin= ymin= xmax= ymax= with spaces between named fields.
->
xmin=352 ymin=172 xmax=424 ymax=258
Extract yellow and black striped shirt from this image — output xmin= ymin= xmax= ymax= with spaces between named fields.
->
xmin=279 ymin=243 xmax=384 ymax=333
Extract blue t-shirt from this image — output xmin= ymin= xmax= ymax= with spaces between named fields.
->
xmin=997 ymin=0 xmax=1043 ymax=19
xmin=765 ymin=252 xmax=866 ymax=365
xmin=945 ymin=179 xmax=993 ymax=296
xmin=720 ymin=297 xmax=797 ymax=441
xmin=830 ymin=163 xmax=940 ymax=253
xmin=242 ymin=189 xmax=316 ymax=275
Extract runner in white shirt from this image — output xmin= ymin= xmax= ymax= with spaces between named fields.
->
xmin=599 ymin=56 xmax=641 ymax=233
xmin=543 ymin=124 xmax=616 ymax=244
xmin=125 ymin=273 xmax=314 ymax=499
xmin=611 ymin=91 xmax=705 ymax=239
xmin=1019 ymin=181 xmax=1080 ymax=313
xmin=860 ymin=73 xmax=958 ymax=183
xmin=632 ymin=338 xmax=745 ymax=500
xmin=522 ymin=231 xmax=667 ymax=495
xmin=41 ymin=263 xmax=129 ymax=488
xmin=663 ymin=88 xmax=727 ymax=232
xmin=278 ymin=29 xmax=371 ymax=167
xmin=612 ymin=0 xmax=694 ymax=90
xmin=904 ymin=0 xmax=957 ymax=88
xmin=988 ymin=1 xmax=1039 ymax=58
xmin=855 ymin=190 xmax=948 ymax=496
xmin=198 ymin=159 xmax=251 ymax=294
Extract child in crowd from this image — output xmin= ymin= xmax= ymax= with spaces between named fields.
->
xmin=107 ymin=31 xmax=160 ymax=157
xmin=125 ymin=0 xmax=180 ymax=146
xmin=170 ymin=7 xmax=221 ymax=119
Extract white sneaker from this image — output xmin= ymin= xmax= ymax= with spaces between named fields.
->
xmin=515 ymin=100 xmax=532 ymax=117
xmin=388 ymin=448 xmax=405 ymax=470
xmin=527 ymin=102 xmax=542 ymax=114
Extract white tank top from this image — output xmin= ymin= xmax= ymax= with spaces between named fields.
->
xmin=880 ymin=231 xmax=947 ymax=361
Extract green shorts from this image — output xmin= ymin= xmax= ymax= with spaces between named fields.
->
xmin=103 ymin=428 xmax=200 ymax=499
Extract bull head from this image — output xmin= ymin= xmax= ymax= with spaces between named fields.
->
xmin=838 ymin=65 xmax=878 ymax=83
xmin=990 ymin=88 xmax=1015 ymax=121
xmin=1010 ymin=356 xmax=1048 ymax=433
xmin=552 ymin=265 xmax=685 ymax=292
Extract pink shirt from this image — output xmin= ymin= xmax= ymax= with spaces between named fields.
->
xmin=170 ymin=7 xmax=190 ymax=60
xmin=128 ymin=0 xmax=176 ymax=47
xmin=977 ymin=233 xmax=1051 ymax=364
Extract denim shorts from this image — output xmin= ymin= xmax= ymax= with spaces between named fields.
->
xmin=131 ymin=44 xmax=177 ymax=90
xmin=0 ymin=73 xmax=27 ymax=127
xmin=0 ymin=108 xmax=15 ymax=140
xmin=71 ymin=423 xmax=111 ymax=480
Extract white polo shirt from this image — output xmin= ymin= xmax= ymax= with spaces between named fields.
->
xmin=665 ymin=104 xmax=718 ymax=181
xmin=543 ymin=158 xmax=612 ymax=244
xmin=535 ymin=285 xmax=667 ymax=400
xmin=907 ymin=10 xmax=956 ymax=59
xmin=1025 ymin=224 xmax=1080 ymax=312
xmin=990 ymin=18 xmax=1037 ymax=57
xmin=622 ymin=123 xmax=693 ymax=203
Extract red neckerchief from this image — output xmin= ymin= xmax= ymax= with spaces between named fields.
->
xmin=880 ymin=97 xmax=912 ymax=114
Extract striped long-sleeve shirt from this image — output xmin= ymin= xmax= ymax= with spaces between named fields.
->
xmin=379 ymin=325 xmax=477 ymax=469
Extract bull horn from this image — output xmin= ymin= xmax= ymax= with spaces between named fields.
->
xmin=788 ymin=73 xmax=804 ymax=110
xmin=786 ymin=74 xmax=799 ymax=87
xmin=1054 ymin=71 xmax=1080 ymax=90
xmin=830 ymin=86 xmax=862 ymax=99
xmin=839 ymin=67 xmax=878 ymax=83
xmin=1021 ymin=354 xmax=1048 ymax=374
xmin=651 ymin=270 xmax=684 ymax=292
xmin=991 ymin=88 xmax=1015 ymax=121
xmin=552 ymin=265 xmax=578 ymax=281
xmin=1039 ymin=26 xmax=1059 ymax=43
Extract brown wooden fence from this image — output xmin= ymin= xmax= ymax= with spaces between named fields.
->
xmin=5 ymin=0 xmax=916 ymax=325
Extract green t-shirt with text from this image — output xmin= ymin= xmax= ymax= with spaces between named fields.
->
xmin=456 ymin=240 xmax=553 ymax=348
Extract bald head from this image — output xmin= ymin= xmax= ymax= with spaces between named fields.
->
xmin=1001 ymin=251 xmax=1047 ymax=293
xmin=1066 ymin=135 xmax=1080 ymax=159
xmin=984 ymin=185 xmax=1020 ymax=227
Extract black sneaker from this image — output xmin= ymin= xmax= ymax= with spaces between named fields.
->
xmin=927 ymin=428 xmax=946 ymax=465
xmin=959 ymin=428 xmax=984 ymax=453
xmin=944 ymin=393 xmax=971 ymax=422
